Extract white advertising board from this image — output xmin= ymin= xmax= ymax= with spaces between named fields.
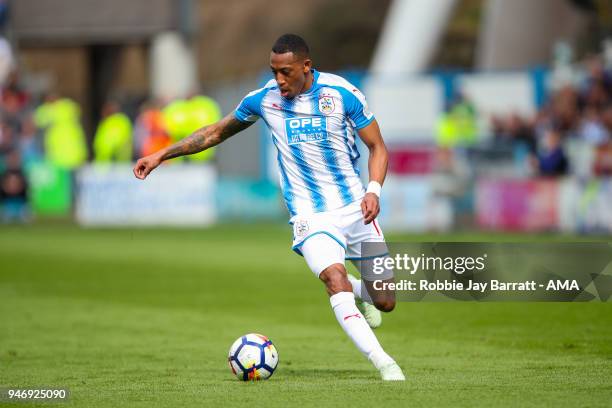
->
xmin=76 ymin=164 xmax=217 ymax=226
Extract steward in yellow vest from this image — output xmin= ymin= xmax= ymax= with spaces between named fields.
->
xmin=93 ymin=102 xmax=133 ymax=162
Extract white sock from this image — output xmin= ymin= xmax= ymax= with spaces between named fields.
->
xmin=330 ymin=291 xmax=394 ymax=366
xmin=347 ymin=274 xmax=362 ymax=300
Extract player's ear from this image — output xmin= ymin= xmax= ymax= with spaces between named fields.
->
xmin=303 ymin=58 xmax=312 ymax=73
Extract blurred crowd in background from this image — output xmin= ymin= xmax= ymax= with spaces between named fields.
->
xmin=488 ymin=54 xmax=612 ymax=176
xmin=2 ymin=50 xmax=612 ymax=223
xmin=0 ymin=59 xmax=222 ymax=222
xmin=435 ymin=53 xmax=612 ymax=178
xmin=0 ymin=0 xmax=611 ymax=231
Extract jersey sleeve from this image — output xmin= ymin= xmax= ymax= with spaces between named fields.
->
xmin=234 ymin=84 xmax=273 ymax=123
xmin=342 ymin=87 xmax=375 ymax=130
xmin=234 ymin=93 xmax=261 ymax=123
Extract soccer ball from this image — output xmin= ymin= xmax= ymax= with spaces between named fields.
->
xmin=227 ymin=333 xmax=278 ymax=381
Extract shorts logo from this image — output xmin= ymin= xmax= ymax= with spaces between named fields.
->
xmin=295 ymin=220 xmax=309 ymax=237
xmin=285 ymin=117 xmax=327 ymax=145
xmin=318 ymin=96 xmax=335 ymax=115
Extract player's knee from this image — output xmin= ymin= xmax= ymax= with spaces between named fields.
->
xmin=319 ymin=264 xmax=352 ymax=295
xmin=374 ymin=298 xmax=395 ymax=312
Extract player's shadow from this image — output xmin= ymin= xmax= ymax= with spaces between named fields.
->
xmin=279 ymin=368 xmax=375 ymax=379
xmin=220 ymin=368 xmax=375 ymax=382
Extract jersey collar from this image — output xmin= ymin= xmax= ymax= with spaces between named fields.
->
xmin=300 ymin=69 xmax=320 ymax=96
xmin=312 ymin=68 xmax=320 ymax=87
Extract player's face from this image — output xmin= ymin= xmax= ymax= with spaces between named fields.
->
xmin=270 ymin=52 xmax=312 ymax=99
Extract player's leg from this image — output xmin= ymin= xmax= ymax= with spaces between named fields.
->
xmin=301 ymin=234 xmax=405 ymax=380
xmin=351 ymin=259 xmax=396 ymax=312
xmin=346 ymin=218 xmax=397 ymax=313
xmin=346 ymin=268 xmax=383 ymax=329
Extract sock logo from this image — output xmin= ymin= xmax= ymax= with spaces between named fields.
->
xmin=343 ymin=313 xmax=361 ymax=321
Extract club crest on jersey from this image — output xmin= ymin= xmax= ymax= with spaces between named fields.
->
xmin=318 ymin=96 xmax=335 ymax=115
xmin=295 ymin=220 xmax=309 ymax=237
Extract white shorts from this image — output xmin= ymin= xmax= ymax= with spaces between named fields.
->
xmin=290 ymin=201 xmax=391 ymax=279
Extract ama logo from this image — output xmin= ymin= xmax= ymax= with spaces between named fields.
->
xmin=285 ymin=117 xmax=328 ymax=145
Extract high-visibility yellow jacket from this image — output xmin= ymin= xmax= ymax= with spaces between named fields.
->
xmin=94 ymin=112 xmax=133 ymax=162
xmin=34 ymin=98 xmax=87 ymax=169
xmin=163 ymin=96 xmax=222 ymax=162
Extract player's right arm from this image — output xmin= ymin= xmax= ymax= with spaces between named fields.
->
xmin=133 ymin=113 xmax=252 ymax=180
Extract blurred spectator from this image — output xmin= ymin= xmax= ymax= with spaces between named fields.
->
xmin=490 ymin=114 xmax=508 ymax=145
xmin=186 ymin=95 xmax=222 ymax=162
xmin=431 ymin=147 xmax=470 ymax=195
xmin=163 ymin=94 xmax=221 ymax=162
xmin=0 ymin=119 xmax=14 ymax=156
xmin=601 ymin=103 xmax=612 ymax=136
xmin=93 ymin=101 xmax=132 ymax=162
xmin=579 ymin=55 xmax=612 ymax=107
xmin=18 ymin=115 xmax=43 ymax=167
xmin=488 ymin=51 xmax=612 ymax=178
xmin=535 ymin=128 xmax=568 ymax=176
xmin=581 ymin=80 xmax=609 ymax=112
xmin=593 ymin=142 xmax=612 ymax=176
xmin=1 ymin=73 xmax=29 ymax=132
xmin=0 ymin=35 xmax=14 ymax=86
xmin=495 ymin=113 xmax=537 ymax=152
xmin=163 ymin=98 xmax=193 ymax=144
xmin=0 ymin=150 xmax=29 ymax=223
xmin=550 ymin=85 xmax=580 ymax=133
xmin=134 ymin=99 xmax=171 ymax=158
xmin=430 ymin=147 xmax=473 ymax=228
xmin=577 ymin=106 xmax=610 ymax=146
xmin=436 ymin=93 xmax=478 ymax=148
xmin=34 ymin=94 xmax=87 ymax=169
xmin=2 ymin=71 xmax=29 ymax=109
xmin=1 ymin=90 xmax=24 ymax=131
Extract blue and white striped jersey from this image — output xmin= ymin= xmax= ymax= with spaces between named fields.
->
xmin=234 ymin=69 xmax=374 ymax=219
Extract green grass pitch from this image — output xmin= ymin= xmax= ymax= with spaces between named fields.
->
xmin=1 ymin=224 xmax=611 ymax=407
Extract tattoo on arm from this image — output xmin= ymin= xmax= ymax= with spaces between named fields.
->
xmin=161 ymin=114 xmax=253 ymax=161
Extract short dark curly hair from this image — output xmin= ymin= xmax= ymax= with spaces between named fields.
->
xmin=271 ymin=34 xmax=310 ymax=59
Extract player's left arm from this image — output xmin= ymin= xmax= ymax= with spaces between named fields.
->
xmin=357 ymin=119 xmax=388 ymax=224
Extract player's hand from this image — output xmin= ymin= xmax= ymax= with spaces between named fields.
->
xmin=133 ymin=153 xmax=162 ymax=180
xmin=361 ymin=193 xmax=379 ymax=224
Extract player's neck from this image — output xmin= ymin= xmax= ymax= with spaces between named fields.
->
xmin=299 ymin=71 xmax=314 ymax=95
